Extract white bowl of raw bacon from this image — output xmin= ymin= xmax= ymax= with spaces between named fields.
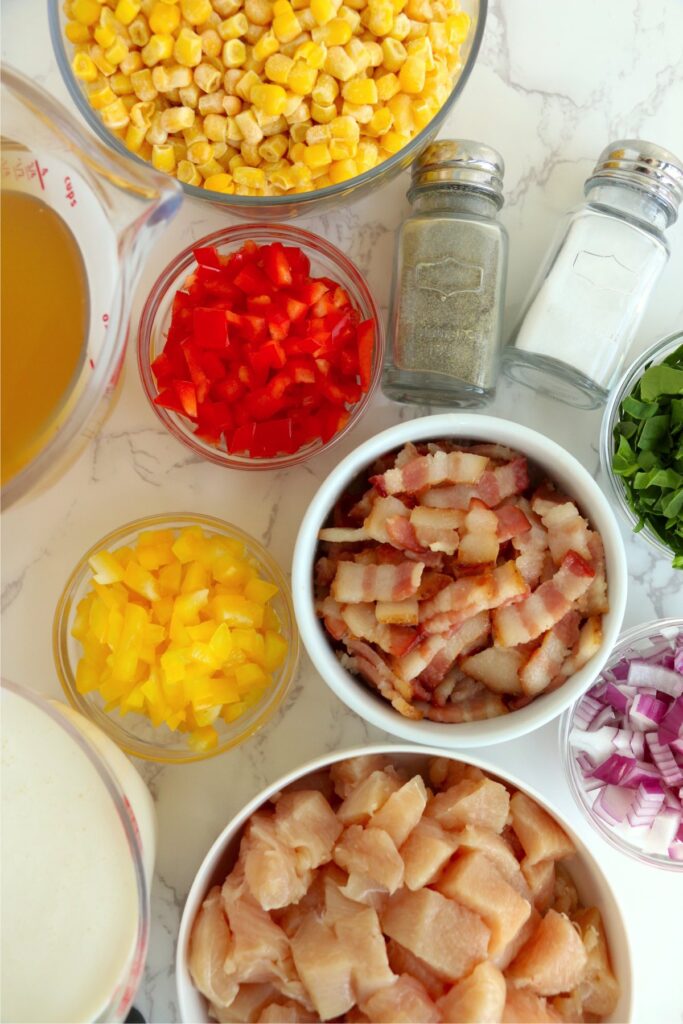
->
xmin=292 ymin=414 xmax=627 ymax=746
xmin=176 ymin=746 xmax=632 ymax=1023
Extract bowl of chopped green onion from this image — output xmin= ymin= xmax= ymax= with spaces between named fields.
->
xmin=601 ymin=331 xmax=683 ymax=569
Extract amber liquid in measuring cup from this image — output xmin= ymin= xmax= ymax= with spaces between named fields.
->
xmin=1 ymin=190 xmax=89 ymax=483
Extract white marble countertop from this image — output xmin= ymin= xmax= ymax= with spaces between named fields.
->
xmin=3 ymin=1 xmax=683 ymax=1021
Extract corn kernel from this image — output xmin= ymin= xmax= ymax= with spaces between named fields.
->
xmin=131 ymin=67 xmax=158 ymax=99
xmin=380 ymin=128 xmax=409 ymax=153
xmin=113 ymin=0 xmax=141 ymax=24
xmin=160 ymin=104 xmax=196 ymax=131
xmin=101 ymin=97 xmax=130 ymax=128
xmin=187 ymin=139 xmax=214 ymax=163
xmin=312 ymin=71 xmax=338 ymax=104
xmin=330 ymin=113 xmax=360 ymax=140
xmin=219 ymin=12 xmax=249 ymax=38
xmin=152 ymin=142 xmax=177 ymax=171
xmin=194 ymin=61 xmax=222 ymax=91
xmin=223 ymin=38 xmax=247 ymax=66
xmin=128 ymin=16 xmax=151 ymax=46
xmin=141 ymin=33 xmax=174 ymax=65
xmin=311 ymin=0 xmax=335 ymax=24
xmin=233 ymin=165 xmax=267 ymax=188
xmin=311 ymin=100 xmax=336 ymax=123
xmin=177 ymin=158 xmax=202 ymax=184
xmin=294 ymin=40 xmax=327 ymax=69
xmin=323 ymin=45 xmax=355 ymax=80
xmin=250 ymin=82 xmax=288 ymax=115
xmin=302 ymin=141 xmax=331 ymax=168
xmin=94 ymin=23 xmax=117 ymax=49
xmin=89 ymin=81 xmax=117 ymax=109
xmin=235 ymin=108 xmax=264 ymax=143
xmin=130 ymin=98 xmax=154 ymax=124
xmin=72 ymin=52 xmax=99 ymax=81
xmin=287 ymin=60 xmax=317 ymax=95
xmin=174 ymin=26 xmax=203 ymax=65
xmin=90 ymin=45 xmax=116 ymax=76
xmin=387 ymin=90 xmax=413 ymax=130
xmin=337 ymin=4 xmax=361 ymax=30
xmin=258 ymin=133 xmax=288 ymax=161
xmin=72 ymin=0 xmax=101 ymax=25
xmin=272 ymin=9 xmax=302 ymax=42
xmin=265 ymin=52 xmax=294 ymax=84
xmin=105 ymin=36 xmax=129 ymax=65
xmin=368 ymin=104 xmax=392 ymax=134
xmin=389 ymin=11 xmax=411 ymax=38
xmin=111 ymin=72 xmax=134 ymax=94
xmin=65 ymin=20 xmax=92 ymax=43
xmin=365 ymin=0 xmax=394 ymax=35
xmin=380 ymin=36 xmax=406 ymax=70
xmin=314 ymin=16 xmax=351 ymax=44
xmin=398 ymin=52 xmax=425 ymax=91
xmin=252 ymin=30 xmax=279 ymax=61
xmin=356 ymin=137 xmax=379 ymax=171
xmin=329 ymin=156 xmax=356 ymax=182
xmin=376 ymin=70 xmax=399 ymax=100
xmin=446 ymin=10 xmax=470 ymax=44
xmin=341 ymin=76 xmax=377 ymax=104
xmin=125 ymin=122 xmax=148 ymax=150
xmin=181 ymin=0 xmax=213 ymax=25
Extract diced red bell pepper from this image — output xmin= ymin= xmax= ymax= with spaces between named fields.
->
xmin=246 ymin=388 xmax=289 ymax=421
xmin=193 ymin=246 xmax=221 ymax=269
xmin=250 ymin=339 xmax=287 ymax=377
xmin=181 ymin=340 xmax=210 ymax=403
xmin=233 ymin=264 xmax=273 ymax=296
xmin=154 ymin=387 xmax=185 ymax=414
xmin=151 ymin=351 xmax=175 ymax=387
xmin=174 ymin=380 xmax=198 ymax=419
xmin=267 ymin=311 xmax=291 ymax=342
xmin=283 ymin=297 xmax=308 ymax=322
xmin=251 ymin=417 xmax=298 ymax=457
xmin=320 ymin=407 xmax=350 ymax=443
xmin=212 ymin=377 xmax=244 ymax=403
xmin=357 ymin=318 xmax=374 ymax=391
xmin=195 ymin=401 xmax=233 ymax=443
xmin=193 ymin=306 xmax=229 ymax=350
xmin=262 ymin=242 xmax=293 ymax=288
xmin=229 ymin=421 xmax=255 ymax=454
xmin=297 ymin=280 xmax=328 ymax=306
xmin=287 ymin=356 xmax=316 ymax=384
xmin=286 ymin=246 xmax=310 ymax=283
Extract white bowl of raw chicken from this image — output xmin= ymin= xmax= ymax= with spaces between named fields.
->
xmin=176 ymin=745 xmax=633 ymax=1023
xmin=292 ymin=414 xmax=627 ymax=747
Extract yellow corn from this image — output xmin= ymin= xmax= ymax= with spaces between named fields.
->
xmin=148 ymin=2 xmax=180 ymax=34
xmin=272 ymin=7 xmax=301 ymax=42
xmin=174 ymin=26 xmax=203 ymax=65
xmin=141 ymin=32 xmax=174 ymax=65
xmin=90 ymin=45 xmax=116 ymax=76
xmin=120 ymin=51 xmax=144 ymax=75
xmin=367 ymin=104 xmax=392 ymax=134
xmin=128 ymin=16 xmax=150 ymax=46
xmin=389 ymin=11 xmax=411 ymax=38
xmin=110 ymin=72 xmax=134 ymax=94
xmin=89 ymin=81 xmax=117 ymax=109
xmin=176 ymin=159 xmax=201 ymax=184
xmin=72 ymin=0 xmax=101 ymax=24
xmin=101 ymin=97 xmax=130 ymax=128
xmin=152 ymin=63 xmax=192 ymax=90
xmin=181 ymin=0 xmax=213 ymax=25
xmin=251 ymin=30 xmax=277 ymax=61
xmin=125 ymin=122 xmax=148 ymax=151
xmin=223 ymin=39 xmax=247 ymax=66
xmin=219 ymin=12 xmax=248 ymax=39
xmin=251 ymin=82 xmax=288 ymax=115
xmin=313 ymin=16 xmax=351 ymax=44
xmin=72 ymin=52 xmax=99 ymax=81
xmin=356 ymin=137 xmax=378 ymax=170
xmin=160 ymin=104 xmax=196 ymax=131
xmin=311 ymin=0 xmax=335 ymax=24
xmin=376 ymin=71 xmax=399 ymax=100
xmin=312 ymin=71 xmax=338 ymax=104
xmin=398 ymin=53 xmax=425 ymax=92
xmin=232 ymin=165 xmax=267 ymax=188
xmin=311 ymin=100 xmax=336 ymax=123
xmin=187 ymin=139 xmax=214 ymax=163
xmin=194 ymin=61 xmax=222 ymax=91
xmin=65 ymin=20 xmax=92 ymax=43
xmin=152 ymin=142 xmax=177 ymax=171
xmin=338 ymin=4 xmax=361 ymax=30
xmin=265 ymin=52 xmax=294 ymax=84
xmin=235 ymin=108 xmax=264 ymax=143
xmin=342 ymin=76 xmax=377 ymax=104
xmin=446 ymin=10 xmax=470 ymax=44
xmin=287 ymin=60 xmax=317 ymax=95
xmin=380 ymin=36 xmax=405 ymax=70
xmin=302 ymin=141 xmax=331 ymax=168
xmin=113 ymin=0 xmax=141 ymax=24
xmin=328 ymin=156 xmax=356 ymax=182
xmin=380 ymin=127 xmax=409 ymax=153
xmin=179 ymin=82 xmax=200 ymax=106
xmin=323 ymin=44 xmax=355 ymax=80
xmin=130 ymin=99 xmax=155 ymax=126
xmin=258 ymin=133 xmax=288 ymax=160
xmin=95 ymin=23 xmax=117 ymax=49
xmin=365 ymin=0 xmax=394 ymax=35
xmin=295 ymin=40 xmax=327 ymax=68
xmin=131 ymin=67 xmax=158 ymax=99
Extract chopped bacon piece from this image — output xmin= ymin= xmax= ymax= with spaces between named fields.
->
xmin=418 ymin=613 xmax=491 ymax=690
xmin=461 ymin=646 xmax=527 ymax=695
xmin=537 ymin=501 xmax=592 ymax=564
xmin=458 ymin=500 xmax=500 ymax=565
xmin=331 ymin=561 xmax=425 ymax=604
xmin=416 ymin=570 xmax=452 ymax=602
xmin=421 ymin=562 xmax=528 ymax=635
xmin=409 ymin=506 xmax=463 ymax=555
xmin=353 ymin=545 xmax=405 ymax=566
xmin=348 ymin=488 xmax=376 ymax=521
xmin=420 ymin=457 xmax=530 ymax=511
xmin=393 ymin=634 xmax=450 ymax=683
xmin=371 ymin=450 xmax=488 ymax=497
xmin=556 ymin=615 xmax=603 ymax=680
xmin=493 ymin=553 xmax=594 ymax=648
xmin=578 ymin=533 xmax=608 ymax=615
xmin=385 ymin=516 xmax=424 ymax=553
xmin=343 ymin=638 xmax=423 ymax=719
xmin=518 ymin=612 xmax=580 ymax=697
xmin=495 ymin=504 xmax=532 ymax=542
xmin=512 ymin=500 xmax=549 ymax=587
xmin=376 ymin=599 xmax=419 ymax=626
xmin=317 ymin=596 xmax=348 ymax=641
xmin=530 ymin=485 xmax=571 ymax=518
xmin=318 ymin=527 xmax=371 ymax=544
xmin=364 ymin=496 xmax=411 ymax=545
xmin=418 ymin=690 xmax=508 ymax=723
xmin=340 ymin=603 xmax=417 ymax=657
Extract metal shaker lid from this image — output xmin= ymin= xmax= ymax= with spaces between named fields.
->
xmin=587 ymin=139 xmax=683 ymax=225
xmin=410 ymin=139 xmax=505 ymax=205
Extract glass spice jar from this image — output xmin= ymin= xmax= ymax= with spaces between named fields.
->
xmin=504 ymin=140 xmax=683 ymax=409
xmin=383 ymin=140 xmax=508 ymax=407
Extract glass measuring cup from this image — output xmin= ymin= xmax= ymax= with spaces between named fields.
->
xmin=1 ymin=66 xmax=181 ymax=508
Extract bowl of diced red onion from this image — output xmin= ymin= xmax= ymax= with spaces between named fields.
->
xmin=562 ymin=619 xmax=683 ymax=870
xmin=292 ymin=414 xmax=628 ymax=747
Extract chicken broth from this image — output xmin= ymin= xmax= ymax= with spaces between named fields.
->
xmin=1 ymin=190 xmax=88 ymax=483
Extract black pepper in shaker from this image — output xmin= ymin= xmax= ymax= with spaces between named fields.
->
xmin=383 ymin=140 xmax=508 ymax=407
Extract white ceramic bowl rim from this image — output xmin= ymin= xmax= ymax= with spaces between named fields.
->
xmin=175 ymin=742 xmax=633 ymax=1024
xmin=292 ymin=414 xmax=628 ymax=747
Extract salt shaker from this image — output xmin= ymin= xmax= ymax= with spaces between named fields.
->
xmin=383 ymin=140 xmax=508 ymax=407
xmin=505 ymin=140 xmax=683 ymax=408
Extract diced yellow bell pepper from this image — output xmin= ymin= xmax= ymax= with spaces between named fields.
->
xmin=173 ymin=588 xmax=210 ymax=623
xmin=181 ymin=560 xmax=210 ymax=593
xmin=124 ymin=561 xmax=161 ymax=601
xmin=187 ymin=620 xmax=217 ymax=642
xmin=263 ymin=605 xmax=281 ymax=630
xmin=171 ymin=525 xmax=205 ymax=563
xmin=88 ymin=598 xmax=110 ymax=644
xmin=113 ymin=545 xmax=136 ymax=568
xmin=137 ymin=542 xmax=174 ymax=570
xmin=235 ymin=662 xmax=269 ymax=691
xmin=244 ymin=578 xmax=279 ymax=604
xmin=105 ymin=607 xmax=124 ymax=649
xmin=208 ymin=622 xmax=233 ymax=661
xmin=242 ymin=685 xmax=268 ymax=707
xmin=151 ymin=595 xmax=174 ymax=625
xmin=189 ymin=724 xmax=219 ymax=751
xmin=264 ymin=629 xmax=288 ymax=670
xmin=76 ymin=660 xmax=101 ymax=694
xmin=89 ymin=550 xmax=126 ymax=584
xmin=211 ymin=554 xmax=254 ymax=587
xmin=110 ymin=601 xmax=148 ymax=682
xmin=72 ymin=596 xmax=94 ymax=640
xmin=232 ymin=628 xmax=265 ymax=664
xmin=138 ymin=528 xmax=176 ymax=547
xmin=158 ymin=560 xmax=183 ymax=595
xmin=210 ymin=595 xmax=264 ymax=628
xmin=93 ymin=581 xmax=129 ymax=610
xmin=221 ymin=700 xmax=247 ymax=722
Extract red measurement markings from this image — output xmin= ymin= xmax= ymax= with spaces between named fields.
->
xmin=35 ymin=160 xmax=46 ymax=190
xmin=64 ymin=175 xmax=76 ymax=207
xmin=89 ymin=358 xmax=95 ymax=369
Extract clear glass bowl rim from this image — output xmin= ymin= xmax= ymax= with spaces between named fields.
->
xmin=599 ymin=329 xmax=683 ymax=561
xmin=53 ymin=512 xmax=299 ymax=764
xmin=48 ymin=0 xmax=487 ymax=211
xmin=137 ymin=222 xmax=385 ymax=470
xmin=560 ymin=617 xmax=683 ymax=872
xmin=1 ymin=677 xmax=150 ymax=1021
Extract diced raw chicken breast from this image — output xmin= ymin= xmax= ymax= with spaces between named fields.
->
xmin=257 ymin=1002 xmax=318 ymax=1023
xmin=343 ymin=1009 xmax=370 ymax=1023
xmin=451 ymin=825 xmax=523 ymax=886
xmin=210 ymin=984 xmax=279 ymax=1023
xmin=334 ymin=905 xmax=396 ymax=1003
xmin=549 ymin=990 xmax=585 ymax=1023
xmin=242 ymin=811 xmax=311 ymax=911
xmin=437 ymin=960 xmax=506 ymax=1023
xmin=509 ymin=793 xmax=575 ymax=865
xmin=321 ymin=867 xmax=362 ymax=926
xmin=330 ymin=755 xmax=394 ymax=800
xmin=275 ymin=790 xmax=342 ymax=871
xmin=521 ymin=858 xmax=555 ymax=913
xmin=507 ymin=910 xmax=588 ymax=996
xmin=435 ymin=850 xmax=531 ymax=955
xmin=428 ymin=758 xmax=485 ymax=790
xmin=386 ymin=940 xmax=448 ymax=1001
xmin=368 ymin=775 xmax=428 ymax=847
xmin=333 ymin=824 xmax=404 ymax=893
xmin=380 ymin=887 xmax=490 ymax=982
xmin=272 ymin=874 xmax=324 ymax=939
xmin=360 ymin=974 xmax=440 ymax=1023
xmin=572 ymin=907 xmax=620 ymax=1017
xmin=502 ymin=986 xmax=562 ymax=1022
xmin=426 ymin=778 xmax=510 ymax=834
xmin=189 ymin=885 xmax=239 ymax=1009
xmin=400 ymin=817 xmax=458 ymax=890
xmin=290 ymin=915 xmax=355 ymax=1021
xmin=492 ymin=909 xmax=541 ymax=972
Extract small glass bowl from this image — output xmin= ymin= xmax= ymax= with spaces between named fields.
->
xmin=600 ymin=330 xmax=683 ymax=562
xmin=561 ymin=618 xmax=683 ymax=872
xmin=53 ymin=513 xmax=299 ymax=764
xmin=138 ymin=224 xmax=384 ymax=471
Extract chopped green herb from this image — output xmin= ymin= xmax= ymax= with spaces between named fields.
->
xmin=612 ymin=342 xmax=683 ymax=570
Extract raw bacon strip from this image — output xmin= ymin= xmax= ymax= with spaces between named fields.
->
xmin=495 ymin=505 xmax=531 ymax=542
xmin=409 ymin=507 xmax=463 ymax=555
xmin=458 ymin=500 xmax=500 ymax=565
xmin=511 ymin=500 xmax=548 ymax=587
xmin=364 ymin=496 xmax=411 ymax=544
xmin=418 ymin=613 xmax=491 ymax=690
xmin=518 ymin=612 xmax=580 ymax=696
xmin=371 ymin=450 xmax=488 ymax=497
xmin=331 ymin=561 xmax=425 ymax=604
xmin=492 ymin=552 xmax=594 ymax=647
xmin=417 ymin=691 xmax=508 ymax=723
xmin=316 ymin=596 xmax=348 ymax=641
xmin=461 ymin=646 xmax=527 ymax=695
xmin=340 ymin=603 xmax=416 ymax=658
xmin=318 ymin=527 xmax=371 ymax=544
xmin=385 ymin=516 xmax=425 ymax=553
xmin=421 ymin=562 xmax=528 ymax=635
xmin=376 ymin=599 xmax=419 ymax=626
xmin=420 ymin=458 xmax=530 ymax=511
xmin=578 ymin=533 xmax=608 ymax=615
xmin=342 ymin=638 xmax=423 ymax=719
xmin=538 ymin=501 xmax=592 ymax=564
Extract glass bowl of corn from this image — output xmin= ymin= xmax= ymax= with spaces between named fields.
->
xmin=53 ymin=513 xmax=299 ymax=763
xmin=49 ymin=0 xmax=486 ymax=218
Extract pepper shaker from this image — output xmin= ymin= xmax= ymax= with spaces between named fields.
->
xmin=383 ymin=140 xmax=508 ymax=407
xmin=504 ymin=140 xmax=683 ymax=408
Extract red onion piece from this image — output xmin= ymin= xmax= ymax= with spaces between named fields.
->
xmin=628 ymin=660 xmax=683 ymax=697
xmin=629 ymin=693 xmax=668 ymax=731
xmin=593 ymin=785 xmax=634 ymax=825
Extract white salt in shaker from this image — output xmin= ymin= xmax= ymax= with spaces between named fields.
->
xmin=505 ymin=140 xmax=683 ymax=408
